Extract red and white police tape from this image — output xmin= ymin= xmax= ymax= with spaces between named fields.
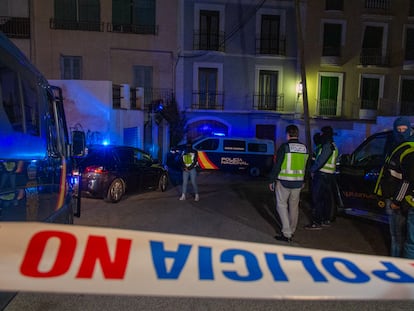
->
xmin=1 ymin=222 xmax=414 ymax=300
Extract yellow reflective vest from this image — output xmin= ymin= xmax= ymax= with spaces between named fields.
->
xmin=278 ymin=142 xmax=309 ymax=181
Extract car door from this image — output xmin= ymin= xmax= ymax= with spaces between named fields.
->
xmin=114 ymin=147 xmax=139 ymax=193
xmin=336 ymin=131 xmax=391 ymax=223
xmin=133 ymin=149 xmax=159 ymax=190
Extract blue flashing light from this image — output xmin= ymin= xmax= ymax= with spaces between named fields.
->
xmin=102 ymin=140 xmax=110 ymax=146
xmin=212 ymin=132 xmax=226 ymax=137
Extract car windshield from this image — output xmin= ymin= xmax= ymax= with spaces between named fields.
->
xmin=352 ymin=133 xmax=389 ymax=166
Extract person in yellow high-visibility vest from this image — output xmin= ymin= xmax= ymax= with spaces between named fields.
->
xmin=305 ymin=126 xmax=338 ymax=230
xmin=179 ymin=140 xmax=199 ymax=202
xmin=375 ymin=116 xmax=414 ymax=258
xmin=268 ymin=125 xmax=309 ymax=242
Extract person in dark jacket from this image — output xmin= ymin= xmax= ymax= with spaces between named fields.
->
xmin=268 ymin=125 xmax=309 ymax=242
xmin=179 ymin=141 xmax=199 ymax=201
xmin=305 ymin=126 xmax=338 ymax=230
xmin=375 ymin=116 xmax=414 ymax=257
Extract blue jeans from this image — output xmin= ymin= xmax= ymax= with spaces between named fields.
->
xmin=386 ymin=199 xmax=407 ymax=257
xmin=182 ymin=168 xmax=198 ymax=195
xmin=404 ymin=207 xmax=414 ymax=259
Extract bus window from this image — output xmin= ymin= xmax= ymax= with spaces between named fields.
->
xmin=223 ymin=139 xmax=245 ymax=151
xmin=248 ymin=142 xmax=268 ymax=153
xmin=21 ymin=75 xmax=40 ymax=136
xmin=195 ymin=138 xmax=219 ymax=151
xmin=0 ymin=66 xmax=23 ymax=133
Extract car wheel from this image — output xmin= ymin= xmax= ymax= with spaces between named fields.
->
xmin=105 ymin=178 xmax=125 ymax=203
xmin=158 ymin=173 xmax=168 ymax=192
xmin=249 ymin=166 xmax=260 ymax=177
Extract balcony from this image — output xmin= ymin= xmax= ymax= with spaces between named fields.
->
xmin=107 ymin=23 xmax=158 ymax=35
xmin=363 ymin=0 xmax=390 ymax=14
xmin=256 ymin=37 xmax=286 ymax=56
xmin=253 ymin=94 xmax=284 ymax=112
xmin=360 ymin=48 xmax=390 ymax=67
xmin=193 ymin=31 xmax=225 ymax=52
xmin=0 ymin=16 xmax=30 ymax=38
xmin=49 ymin=19 xmax=104 ymax=32
xmin=317 ymin=99 xmax=338 ymax=116
xmin=192 ymin=91 xmax=224 ymax=110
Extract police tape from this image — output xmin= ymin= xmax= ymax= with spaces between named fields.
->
xmin=1 ymin=222 xmax=414 ymax=300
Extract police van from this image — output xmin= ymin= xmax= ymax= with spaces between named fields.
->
xmin=0 ymin=33 xmax=85 ymax=223
xmin=167 ymin=136 xmax=275 ymax=176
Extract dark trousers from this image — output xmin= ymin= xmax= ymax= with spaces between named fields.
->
xmin=311 ymin=172 xmax=336 ymax=224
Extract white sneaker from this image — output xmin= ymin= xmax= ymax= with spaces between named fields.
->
xmin=195 ymin=194 xmax=199 ymax=201
xmin=179 ymin=194 xmax=185 ymax=201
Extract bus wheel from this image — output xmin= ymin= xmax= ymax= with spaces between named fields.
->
xmin=249 ymin=167 xmax=260 ymax=177
xmin=106 ymin=178 xmax=125 ymax=203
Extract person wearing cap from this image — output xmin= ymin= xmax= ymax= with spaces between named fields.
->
xmin=305 ymin=125 xmax=339 ymax=230
xmin=179 ymin=140 xmax=199 ymax=201
xmin=268 ymin=124 xmax=309 ymax=242
xmin=374 ymin=116 xmax=414 ymax=257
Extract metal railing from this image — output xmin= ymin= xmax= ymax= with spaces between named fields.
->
xmin=253 ymin=93 xmax=284 ymax=111
xmin=360 ymin=99 xmax=378 ymax=110
xmin=255 ymin=37 xmax=286 ymax=55
xmin=360 ymin=48 xmax=390 ymax=66
xmin=107 ymin=23 xmax=158 ymax=35
xmin=193 ymin=30 xmax=225 ymax=51
xmin=317 ymin=99 xmax=338 ymax=116
xmin=191 ymin=91 xmax=224 ymax=110
xmin=364 ymin=0 xmax=390 ymax=10
xmin=49 ymin=19 xmax=104 ymax=32
xmin=0 ymin=16 xmax=30 ymax=38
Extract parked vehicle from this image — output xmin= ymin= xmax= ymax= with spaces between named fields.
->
xmin=0 ymin=32 xmax=85 ymax=223
xmin=335 ymin=129 xmax=398 ymax=224
xmin=76 ymin=145 xmax=168 ymax=203
xmin=167 ymin=136 xmax=275 ymax=177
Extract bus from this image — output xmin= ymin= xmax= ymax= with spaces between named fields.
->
xmin=0 ymin=32 xmax=85 ymax=224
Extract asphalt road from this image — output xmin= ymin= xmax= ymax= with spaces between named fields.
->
xmin=3 ymin=170 xmax=414 ymax=310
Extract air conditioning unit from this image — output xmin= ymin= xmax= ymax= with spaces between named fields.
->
xmin=120 ymin=84 xmax=130 ymax=109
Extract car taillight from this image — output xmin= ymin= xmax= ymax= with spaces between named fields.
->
xmin=85 ymin=166 xmax=106 ymax=174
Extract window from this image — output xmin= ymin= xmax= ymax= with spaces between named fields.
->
xmin=257 ymin=70 xmax=279 ymax=110
xmin=410 ymin=0 xmax=414 ymax=16
xmin=317 ymin=72 xmax=343 ymax=116
xmin=112 ymin=0 xmax=156 ymax=34
xmin=199 ymin=10 xmax=220 ymax=50
xmin=325 ymin=0 xmax=343 ymax=10
xmin=60 ymin=55 xmax=82 ymax=79
xmin=360 ymin=24 xmax=388 ymax=66
xmin=322 ymin=23 xmax=342 ymax=56
xmin=248 ymin=143 xmax=268 ymax=153
xmin=260 ymin=15 xmax=281 ymax=55
xmin=223 ymin=140 xmax=245 ymax=152
xmin=133 ymin=65 xmax=153 ymax=108
xmin=198 ymin=68 xmax=218 ymax=109
xmin=53 ymin=0 xmax=101 ymax=31
xmin=400 ymin=78 xmax=414 ymax=115
xmin=0 ymin=64 xmax=39 ymax=136
xmin=194 ymin=139 xmax=219 ymax=151
xmin=405 ymin=28 xmax=414 ymax=61
xmin=360 ymin=76 xmax=382 ymax=110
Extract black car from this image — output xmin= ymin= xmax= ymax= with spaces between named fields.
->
xmin=76 ymin=145 xmax=168 ymax=203
xmin=336 ymin=129 xmax=396 ymax=223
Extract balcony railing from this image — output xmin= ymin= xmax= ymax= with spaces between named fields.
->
xmin=253 ymin=93 xmax=284 ymax=111
xmin=364 ymin=0 xmax=390 ymax=10
xmin=193 ymin=31 xmax=225 ymax=52
xmin=360 ymin=48 xmax=390 ymax=66
xmin=113 ymin=84 xmax=122 ymax=109
xmin=50 ymin=19 xmax=104 ymax=32
xmin=256 ymin=37 xmax=286 ymax=55
xmin=0 ymin=16 xmax=30 ymax=38
xmin=360 ymin=99 xmax=378 ymax=110
xmin=142 ymin=88 xmax=174 ymax=111
xmin=317 ymin=99 xmax=338 ymax=116
xmin=107 ymin=23 xmax=158 ymax=35
xmin=192 ymin=91 xmax=224 ymax=110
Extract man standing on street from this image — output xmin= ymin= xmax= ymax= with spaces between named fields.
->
xmin=268 ymin=124 xmax=309 ymax=242
xmin=375 ymin=116 xmax=414 ymax=258
xmin=305 ymin=126 xmax=338 ymax=230
xmin=179 ymin=140 xmax=200 ymax=202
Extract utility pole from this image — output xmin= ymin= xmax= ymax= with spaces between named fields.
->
xmin=295 ymin=0 xmax=312 ymax=155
